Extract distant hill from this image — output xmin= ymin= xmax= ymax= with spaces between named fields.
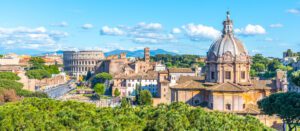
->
xmin=104 ymin=49 xmax=177 ymax=57
xmin=38 ymin=49 xmax=177 ymax=57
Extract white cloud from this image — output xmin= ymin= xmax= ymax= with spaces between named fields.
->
xmin=172 ymin=28 xmax=181 ymax=34
xmin=251 ymin=49 xmax=261 ymax=53
xmin=182 ymin=24 xmax=221 ymax=41
xmin=100 ymin=22 xmax=176 ymax=44
xmin=269 ymin=23 xmax=283 ymax=28
xmin=100 ymin=26 xmax=125 ymax=36
xmin=235 ymin=24 xmax=266 ymax=36
xmin=133 ymin=38 xmax=159 ymax=44
xmin=0 ymin=26 xmax=68 ymax=50
xmin=287 ymin=8 xmax=300 ymax=14
xmin=264 ymin=37 xmax=273 ymax=42
xmin=81 ymin=24 xmax=94 ymax=29
xmin=51 ymin=21 xmax=68 ymax=27
xmin=136 ymin=22 xmax=162 ymax=31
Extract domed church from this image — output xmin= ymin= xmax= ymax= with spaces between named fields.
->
xmin=167 ymin=12 xmax=281 ymax=113
xmin=206 ymin=11 xmax=251 ymax=84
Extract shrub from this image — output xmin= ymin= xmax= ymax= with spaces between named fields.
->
xmin=25 ymin=69 xmax=51 ymax=80
xmin=0 ymin=72 xmax=20 ymax=80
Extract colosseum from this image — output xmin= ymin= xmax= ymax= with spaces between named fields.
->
xmin=63 ymin=50 xmax=105 ymax=76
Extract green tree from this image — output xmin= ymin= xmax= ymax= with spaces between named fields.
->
xmin=25 ymin=69 xmax=51 ymax=80
xmin=44 ymin=65 xmax=60 ymax=74
xmin=267 ymin=59 xmax=282 ymax=72
xmin=114 ymin=88 xmax=121 ymax=97
xmin=138 ymin=90 xmax=153 ymax=105
xmin=291 ymin=70 xmax=300 ymax=86
xmin=85 ymin=70 xmax=92 ymax=80
xmin=258 ymin=92 xmax=300 ymax=131
xmin=0 ymin=72 xmax=20 ymax=80
xmin=93 ymin=72 xmax=113 ymax=85
xmin=252 ymin=63 xmax=266 ymax=72
xmin=0 ymin=98 xmax=270 ymax=130
xmin=0 ymin=79 xmax=47 ymax=98
xmin=250 ymin=69 xmax=257 ymax=77
xmin=94 ymin=83 xmax=106 ymax=96
xmin=120 ymin=98 xmax=131 ymax=108
xmin=29 ymin=57 xmax=45 ymax=69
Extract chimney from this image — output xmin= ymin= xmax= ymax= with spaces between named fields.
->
xmin=144 ymin=47 xmax=150 ymax=62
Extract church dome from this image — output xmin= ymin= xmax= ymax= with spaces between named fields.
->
xmin=207 ymin=12 xmax=248 ymax=61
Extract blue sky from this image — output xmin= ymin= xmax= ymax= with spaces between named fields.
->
xmin=0 ymin=0 xmax=300 ymax=57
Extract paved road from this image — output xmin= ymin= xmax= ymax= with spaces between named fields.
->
xmin=44 ymin=81 xmax=75 ymax=99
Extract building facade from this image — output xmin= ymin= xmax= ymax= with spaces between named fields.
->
xmin=165 ymin=12 xmax=279 ymax=113
xmin=63 ymin=50 xmax=105 ymax=76
xmin=206 ymin=11 xmax=251 ymax=84
xmin=0 ymin=55 xmax=20 ymax=65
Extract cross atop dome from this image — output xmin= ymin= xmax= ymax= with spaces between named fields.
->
xmin=226 ymin=11 xmax=230 ymax=20
xmin=223 ymin=11 xmax=233 ymax=36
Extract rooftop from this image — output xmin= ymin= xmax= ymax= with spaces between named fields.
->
xmin=168 ymin=68 xmax=194 ymax=73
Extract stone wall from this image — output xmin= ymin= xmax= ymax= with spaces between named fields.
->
xmin=18 ymin=72 xmax=67 ymax=91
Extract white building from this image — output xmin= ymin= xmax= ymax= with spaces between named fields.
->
xmin=281 ymin=56 xmax=297 ymax=66
xmin=125 ymin=78 xmax=158 ymax=96
xmin=0 ymin=54 xmax=20 ymax=65
xmin=113 ymin=72 xmax=158 ymax=97
xmin=154 ymin=62 xmax=166 ymax=72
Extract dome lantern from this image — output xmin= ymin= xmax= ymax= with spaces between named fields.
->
xmin=205 ymin=11 xmax=251 ymax=84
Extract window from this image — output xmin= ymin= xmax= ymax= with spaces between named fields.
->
xmin=225 ymin=71 xmax=231 ymax=79
xmin=226 ymin=104 xmax=231 ymax=110
xmin=211 ymin=72 xmax=215 ymax=79
xmin=241 ymin=71 xmax=246 ymax=79
xmin=210 ymin=103 xmax=213 ymax=108
xmin=243 ymin=104 xmax=246 ymax=109
xmin=194 ymin=100 xmax=200 ymax=105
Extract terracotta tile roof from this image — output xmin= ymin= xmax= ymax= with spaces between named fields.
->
xmin=170 ymin=75 xmax=274 ymax=91
xmin=158 ymin=70 xmax=168 ymax=74
xmin=160 ymin=80 xmax=170 ymax=83
xmin=207 ymin=82 xmax=247 ymax=92
xmin=176 ymin=76 xmax=204 ymax=84
xmin=172 ymin=76 xmax=206 ymax=89
xmin=168 ymin=68 xmax=194 ymax=73
xmin=251 ymin=79 xmax=274 ymax=90
xmin=125 ymin=73 xmax=158 ymax=80
xmin=172 ymin=80 xmax=206 ymax=89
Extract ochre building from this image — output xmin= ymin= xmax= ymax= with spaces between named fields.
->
xmin=166 ymin=12 xmax=283 ymax=113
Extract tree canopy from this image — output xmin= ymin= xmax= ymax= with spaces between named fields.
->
xmin=291 ymin=70 xmax=300 ymax=86
xmin=92 ymin=72 xmax=112 ymax=84
xmin=0 ymin=72 xmax=20 ymax=80
xmin=258 ymin=92 xmax=300 ymax=131
xmin=137 ymin=90 xmax=153 ymax=105
xmin=151 ymin=54 xmax=205 ymax=68
xmin=0 ymin=78 xmax=47 ymax=103
xmin=25 ymin=69 xmax=51 ymax=80
xmin=251 ymin=54 xmax=293 ymax=78
xmin=25 ymin=56 xmax=60 ymax=82
xmin=29 ymin=57 xmax=45 ymax=69
xmin=114 ymin=88 xmax=121 ymax=97
xmin=0 ymin=98 xmax=271 ymax=130
xmin=94 ymin=83 xmax=106 ymax=96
